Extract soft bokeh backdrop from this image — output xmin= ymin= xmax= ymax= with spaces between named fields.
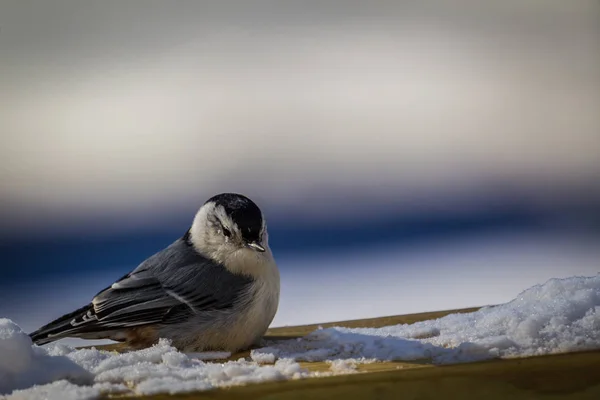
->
xmin=1 ymin=0 xmax=599 ymax=345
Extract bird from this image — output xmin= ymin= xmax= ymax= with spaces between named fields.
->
xmin=29 ymin=193 xmax=280 ymax=353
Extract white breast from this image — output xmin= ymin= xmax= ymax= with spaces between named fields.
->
xmin=169 ymin=250 xmax=280 ymax=352
xmin=223 ymin=253 xmax=280 ymax=350
xmin=241 ymin=257 xmax=281 ymax=335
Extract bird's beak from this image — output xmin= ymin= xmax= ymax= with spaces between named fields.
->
xmin=246 ymin=242 xmax=266 ymax=252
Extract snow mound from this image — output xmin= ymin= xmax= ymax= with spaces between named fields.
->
xmin=0 ymin=319 xmax=92 ymax=395
xmin=1 ymin=275 xmax=599 ymax=399
xmin=252 ymin=275 xmax=600 ymax=364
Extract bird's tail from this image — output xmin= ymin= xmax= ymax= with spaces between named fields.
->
xmin=29 ymin=303 xmax=94 ymax=345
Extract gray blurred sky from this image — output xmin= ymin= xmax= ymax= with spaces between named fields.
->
xmin=1 ymin=0 xmax=599 ymax=234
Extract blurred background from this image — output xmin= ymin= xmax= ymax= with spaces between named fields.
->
xmin=1 ymin=1 xmax=599 ymax=345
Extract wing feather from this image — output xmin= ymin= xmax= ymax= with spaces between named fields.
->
xmin=30 ymin=238 xmax=254 ymax=345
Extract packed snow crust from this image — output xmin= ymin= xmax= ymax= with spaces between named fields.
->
xmin=1 ymin=275 xmax=599 ymax=399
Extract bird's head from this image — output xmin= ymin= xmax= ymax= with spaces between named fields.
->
xmin=188 ymin=193 xmax=272 ymax=271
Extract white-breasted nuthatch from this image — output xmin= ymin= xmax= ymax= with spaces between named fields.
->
xmin=30 ymin=193 xmax=280 ymax=352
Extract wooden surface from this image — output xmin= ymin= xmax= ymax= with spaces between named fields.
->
xmin=91 ymin=307 xmax=600 ymax=399
xmin=122 ymin=350 xmax=600 ymax=400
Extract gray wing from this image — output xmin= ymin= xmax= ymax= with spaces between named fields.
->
xmin=89 ymin=239 xmax=254 ymax=328
xmin=32 ymin=239 xmax=254 ymax=342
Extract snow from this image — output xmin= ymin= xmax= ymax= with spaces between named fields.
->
xmin=253 ymin=275 xmax=600 ymax=364
xmin=1 ymin=275 xmax=599 ymax=399
xmin=0 ymin=334 xmax=310 ymax=399
xmin=0 ymin=319 xmax=92 ymax=394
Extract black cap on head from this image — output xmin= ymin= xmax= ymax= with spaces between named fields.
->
xmin=206 ymin=193 xmax=263 ymax=243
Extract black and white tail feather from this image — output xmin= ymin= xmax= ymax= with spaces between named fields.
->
xmin=30 ymin=303 xmax=99 ymax=345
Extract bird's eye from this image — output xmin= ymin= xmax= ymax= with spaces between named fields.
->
xmin=222 ymin=227 xmax=232 ymax=238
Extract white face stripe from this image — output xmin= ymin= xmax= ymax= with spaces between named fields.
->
xmin=212 ymin=204 xmax=243 ymax=238
xmin=188 ymin=200 xmax=272 ymax=278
